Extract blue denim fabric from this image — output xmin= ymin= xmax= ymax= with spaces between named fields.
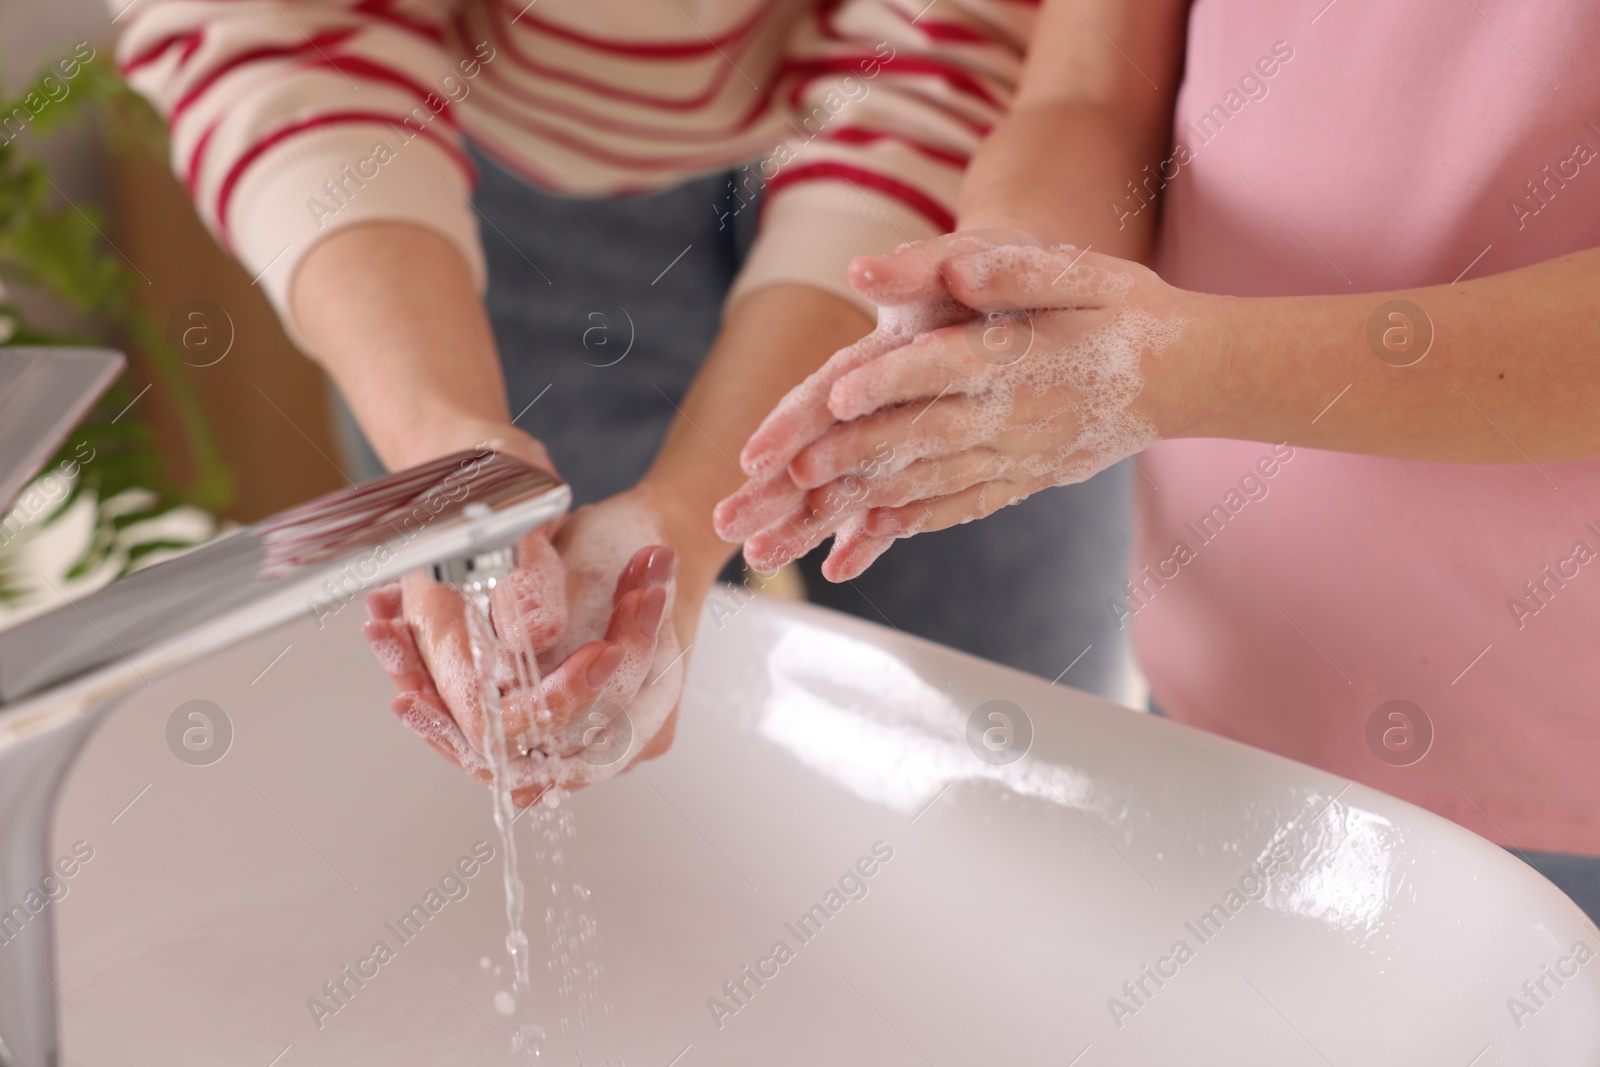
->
xmin=1517 ymin=850 xmax=1600 ymax=926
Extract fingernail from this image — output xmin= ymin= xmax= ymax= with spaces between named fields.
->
xmin=645 ymin=546 xmax=678 ymax=584
xmin=586 ymin=644 xmax=625 ymax=688
xmin=620 ymin=551 xmax=645 ymax=587
xmin=637 ymin=587 xmax=667 ymax=637
xmin=744 ymin=542 xmax=776 ymax=572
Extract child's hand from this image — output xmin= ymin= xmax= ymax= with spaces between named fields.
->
xmin=713 ymin=232 xmax=1029 ymax=572
xmin=719 ymin=241 xmax=1193 ymax=582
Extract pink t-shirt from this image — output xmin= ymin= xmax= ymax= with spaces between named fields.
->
xmin=1139 ymin=0 xmax=1600 ymax=854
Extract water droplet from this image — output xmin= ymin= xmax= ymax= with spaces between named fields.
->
xmin=511 ymin=1023 xmax=546 ymax=1058
xmin=542 ymin=788 xmax=563 ymax=809
xmin=494 ymin=990 xmax=516 ymax=1015
xmin=479 ymin=956 xmax=492 ymax=970
xmin=573 ymin=883 xmax=591 ymax=899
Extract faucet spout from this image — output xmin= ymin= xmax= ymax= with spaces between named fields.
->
xmin=0 ymin=448 xmax=570 ymax=1067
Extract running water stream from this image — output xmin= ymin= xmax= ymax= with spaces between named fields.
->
xmin=461 ymin=584 xmax=533 ymax=992
xmin=458 ymin=576 xmax=609 ymax=1057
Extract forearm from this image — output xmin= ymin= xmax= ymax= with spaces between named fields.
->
xmin=642 ymin=284 xmax=873 ymax=589
xmin=291 ymin=222 xmax=549 ymax=473
xmin=1173 ymin=248 xmax=1600 ymax=463
xmin=959 ymin=100 xmax=1166 ymax=261
xmin=958 ymin=0 xmax=1186 ymax=258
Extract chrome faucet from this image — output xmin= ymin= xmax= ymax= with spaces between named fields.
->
xmin=0 ymin=348 xmax=570 ymax=1067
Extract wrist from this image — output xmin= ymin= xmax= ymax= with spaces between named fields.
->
xmin=383 ymin=413 xmax=556 ymax=476
xmin=1145 ymin=288 xmax=1249 ymax=442
xmin=633 ymin=475 xmax=737 ymax=596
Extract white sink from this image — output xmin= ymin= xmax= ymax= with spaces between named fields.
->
xmin=51 ymin=590 xmax=1600 ymax=1065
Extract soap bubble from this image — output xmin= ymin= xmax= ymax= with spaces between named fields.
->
xmin=563 ymin=700 xmax=633 ymax=767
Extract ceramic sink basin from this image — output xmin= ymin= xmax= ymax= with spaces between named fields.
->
xmin=49 ymin=590 xmax=1600 ymax=1065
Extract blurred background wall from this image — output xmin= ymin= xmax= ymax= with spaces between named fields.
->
xmin=3 ymin=0 xmax=349 ymax=523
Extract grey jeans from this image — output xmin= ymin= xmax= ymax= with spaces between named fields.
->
xmin=340 ymin=147 xmax=1134 ymax=695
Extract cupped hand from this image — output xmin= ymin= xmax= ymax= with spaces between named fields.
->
xmin=717 ymin=240 xmax=1192 ymax=582
xmin=363 ymin=488 xmax=687 ymax=805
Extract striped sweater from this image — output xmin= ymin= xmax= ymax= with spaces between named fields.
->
xmin=113 ymin=0 xmax=1033 ymax=334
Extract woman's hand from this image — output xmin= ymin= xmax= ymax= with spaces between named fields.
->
xmin=717 ymin=240 xmax=1199 ymax=581
xmin=362 ymin=488 xmax=686 ymax=806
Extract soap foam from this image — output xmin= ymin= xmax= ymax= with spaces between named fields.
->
xmin=529 ymin=495 xmax=683 ymax=791
xmin=819 ymin=242 xmax=1183 ymax=575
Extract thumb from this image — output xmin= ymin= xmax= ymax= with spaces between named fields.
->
xmin=944 ymin=245 xmax=1133 ymax=312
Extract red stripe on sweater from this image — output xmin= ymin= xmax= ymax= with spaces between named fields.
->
xmin=784 ymin=65 xmax=994 ymax=138
xmin=491 ymin=0 xmax=780 ymax=59
xmin=353 ymin=0 xmax=445 ymax=43
xmin=476 ymin=45 xmax=782 ymax=141
xmin=764 ymin=162 xmax=954 ymax=232
xmin=842 ymin=0 xmax=997 ymax=44
xmin=466 ymin=90 xmax=773 ymax=172
xmin=304 ymin=53 xmax=460 ymax=127
xmin=893 ymin=14 xmax=991 ymax=43
xmin=825 ymin=126 xmax=968 ymax=168
xmin=788 ymin=54 xmax=1001 ymax=110
xmin=122 ymin=30 xmax=203 ymax=74
xmin=476 ymin=7 xmax=755 ymax=111
xmin=812 ymin=0 xmax=998 ymax=109
xmin=185 ymin=120 xmax=219 ymax=196
xmin=215 ymin=111 xmax=473 ymax=246
xmin=817 ymin=0 xmax=993 ymax=46
xmin=171 ymin=27 xmax=362 ymax=124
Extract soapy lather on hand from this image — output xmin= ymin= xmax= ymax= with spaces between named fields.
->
xmin=715 ymin=239 xmax=1188 ymax=581
xmin=363 ymin=491 xmax=686 ymax=805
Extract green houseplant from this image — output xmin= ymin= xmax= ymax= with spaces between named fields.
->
xmin=0 ymin=48 xmax=232 ymax=602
